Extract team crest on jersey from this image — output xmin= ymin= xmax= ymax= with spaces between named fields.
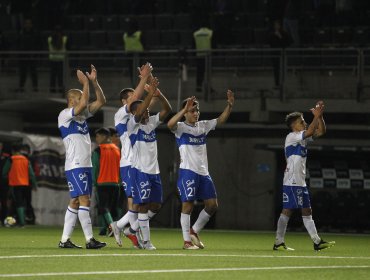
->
xmin=186 ymin=179 xmax=195 ymax=187
xmin=140 ymin=180 xmax=150 ymax=188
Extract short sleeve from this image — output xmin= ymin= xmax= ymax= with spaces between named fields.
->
xmin=148 ymin=113 xmax=161 ymax=128
xmin=285 ymin=131 xmax=305 ymax=146
xmin=201 ymin=119 xmax=217 ymax=135
xmin=127 ymin=115 xmax=139 ymax=134
xmin=58 ymin=108 xmax=73 ymax=128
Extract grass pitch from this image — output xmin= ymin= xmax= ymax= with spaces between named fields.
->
xmin=0 ymin=226 xmax=369 ymax=279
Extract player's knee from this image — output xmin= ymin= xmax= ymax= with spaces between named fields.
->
xmin=69 ymin=198 xmax=79 ymax=209
xmin=281 ymin=209 xmax=292 ymax=217
xmin=205 ymin=204 xmax=218 ymax=216
xmin=150 ymin=203 xmax=161 ymax=212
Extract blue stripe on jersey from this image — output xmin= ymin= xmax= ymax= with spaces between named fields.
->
xmin=116 ymin=122 xmax=128 ymax=137
xmin=59 ymin=120 xmax=89 ymax=139
xmin=176 ymin=133 xmax=206 ymax=147
xmin=130 ymin=129 xmax=156 ymax=146
xmin=285 ymin=144 xmax=307 ymax=158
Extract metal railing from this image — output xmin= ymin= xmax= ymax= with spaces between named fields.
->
xmin=1 ymin=48 xmax=370 ymax=102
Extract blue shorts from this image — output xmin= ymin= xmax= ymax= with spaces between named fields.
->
xmin=282 ymin=185 xmax=311 ymax=209
xmin=120 ymin=166 xmax=133 ymax=197
xmin=65 ymin=167 xmax=92 ymax=198
xmin=177 ymin=168 xmax=217 ymax=202
xmin=130 ymin=167 xmax=163 ymax=205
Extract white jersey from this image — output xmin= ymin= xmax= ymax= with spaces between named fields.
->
xmin=114 ymin=105 xmax=132 ymax=167
xmin=58 ymin=107 xmax=93 ymax=171
xmin=283 ymin=131 xmax=313 ymax=187
xmin=172 ymin=119 xmax=217 ymax=176
xmin=128 ymin=113 xmax=161 ymax=174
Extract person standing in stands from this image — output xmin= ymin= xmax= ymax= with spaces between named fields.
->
xmin=123 ymin=18 xmax=144 ymax=87
xmin=92 ymin=127 xmax=121 ymax=237
xmin=57 ymin=65 xmax=106 ymax=249
xmin=193 ymin=22 xmax=213 ymax=93
xmin=2 ymin=144 xmax=38 ymax=227
xmin=18 ymin=18 xmax=41 ymax=92
xmin=268 ymin=19 xmax=292 ymax=88
xmin=48 ymin=25 xmax=68 ymax=94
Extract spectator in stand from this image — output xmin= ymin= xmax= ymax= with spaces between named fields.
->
xmin=193 ymin=22 xmax=213 ymax=93
xmin=123 ymin=18 xmax=144 ymax=87
xmin=268 ymin=19 xmax=292 ymax=88
xmin=17 ymin=18 xmax=41 ymax=92
xmin=283 ymin=0 xmax=301 ymax=47
xmin=48 ymin=25 xmax=68 ymax=94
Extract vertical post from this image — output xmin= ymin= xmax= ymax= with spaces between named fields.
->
xmin=280 ymin=49 xmax=287 ymax=102
xmin=356 ymin=49 xmax=364 ymax=102
xmin=63 ymin=52 xmax=69 ymax=97
xmin=204 ymin=52 xmax=211 ymax=101
xmin=132 ymin=53 xmax=140 ymax=86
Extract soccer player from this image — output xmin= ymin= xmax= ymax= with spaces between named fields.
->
xmin=110 ymin=63 xmax=153 ymax=248
xmin=167 ymin=90 xmax=234 ymax=249
xmin=57 ymin=65 xmax=106 ymax=249
xmin=92 ymin=127 xmax=120 ymax=237
xmin=127 ymin=76 xmax=172 ymax=250
xmin=273 ymin=101 xmax=335 ymax=251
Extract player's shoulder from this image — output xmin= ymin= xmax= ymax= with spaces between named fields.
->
xmin=58 ymin=107 xmax=71 ymax=116
xmin=116 ymin=105 xmax=129 ymax=115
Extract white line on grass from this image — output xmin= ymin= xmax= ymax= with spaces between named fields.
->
xmin=0 ymin=265 xmax=370 ymax=278
xmin=1 ymin=253 xmax=370 ymax=260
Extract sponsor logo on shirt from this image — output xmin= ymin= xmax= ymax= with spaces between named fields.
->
xmin=189 ymin=136 xmax=205 ymax=144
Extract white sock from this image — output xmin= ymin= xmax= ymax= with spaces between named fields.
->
xmin=192 ymin=209 xmax=211 ymax=233
xmin=130 ymin=219 xmax=139 ymax=232
xmin=275 ymin=214 xmax=289 ymax=245
xmin=128 ymin=210 xmax=138 ymax=227
xmin=117 ymin=212 xmax=130 ymax=230
xmin=302 ymin=215 xmax=321 ymax=244
xmin=78 ymin=206 xmax=93 ymax=242
xmin=148 ymin=210 xmax=156 ymax=219
xmin=138 ymin=213 xmax=150 ymax=242
xmin=61 ymin=206 xmax=78 ymax=242
xmin=180 ymin=213 xmax=191 ymax=242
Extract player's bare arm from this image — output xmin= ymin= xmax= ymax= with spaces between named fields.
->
xmin=127 ymin=62 xmax=153 ymax=111
xmin=157 ymin=90 xmax=172 ymax=122
xmin=167 ymin=96 xmax=197 ymax=130
xmin=73 ymin=70 xmax=89 ymax=116
xmin=303 ymin=102 xmax=323 ymax=139
xmin=134 ymin=76 xmax=159 ymax=122
xmin=313 ymin=101 xmax=326 ymax=138
xmin=86 ymin=65 xmax=106 ymax=114
xmin=217 ymin=89 xmax=234 ymax=126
